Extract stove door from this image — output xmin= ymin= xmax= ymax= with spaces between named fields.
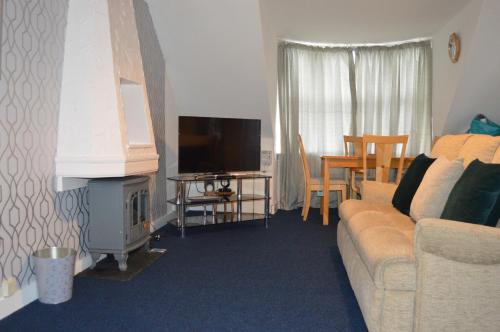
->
xmin=127 ymin=188 xmax=150 ymax=245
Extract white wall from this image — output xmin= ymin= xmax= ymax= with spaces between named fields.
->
xmin=146 ymin=0 xmax=271 ymax=135
xmin=146 ymin=0 xmax=276 ymax=211
xmin=442 ymin=0 xmax=500 ymax=134
xmin=432 ymin=0 xmax=483 ymax=135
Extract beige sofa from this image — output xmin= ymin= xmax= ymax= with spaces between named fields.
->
xmin=337 ymin=134 xmax=500 ymax=332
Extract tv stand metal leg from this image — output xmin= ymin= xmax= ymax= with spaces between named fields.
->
xmin=264 ymin=177 xmax=270 ymax=228
xmin=236 ymin=178 xmax=243 ymax=222
xmin=178 ymin=181 xmax=186 ymax=238
xmin=203 ymin=206 xmax=207 ymax=225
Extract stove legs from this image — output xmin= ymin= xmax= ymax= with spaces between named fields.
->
xmin=115 ymin=253 xmax=129 ymax=272
xmin=143 ymin=240 xmax=150 ymax=252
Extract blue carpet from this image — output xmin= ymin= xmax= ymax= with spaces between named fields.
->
xmin=0 ymin=209 xmax=367 ymax=332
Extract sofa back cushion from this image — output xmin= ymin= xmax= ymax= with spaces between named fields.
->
xmin=441 ymin=160 xmax=500 ymax=226
xmin=431 ymin=134 xmax=471 ymax=160
xmin=392 ymin=154 xmax=435 ymax=215
xmin=493 ymin=146 xmax=500 ymax=164
xmin=458 ymin=135 xmax=500 ymax=167
xmin=410 ymin=156 xmax=464 ymax=221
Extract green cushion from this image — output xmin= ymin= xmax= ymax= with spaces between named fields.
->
xmin=392 ymin=154 xmax=435 ymax=215
xmin=441 ymin=159 xmax=500 ymax=226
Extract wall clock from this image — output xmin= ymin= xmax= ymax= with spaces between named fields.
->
xmin=448 ymin=32 xmax=461 ymax=63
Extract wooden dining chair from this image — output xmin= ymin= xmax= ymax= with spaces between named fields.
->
xmin=343 ymin=135 xmax=363 ymax=157
xmin=343 ymin=135 xmax=364 ymax=196
xmin=361 ymin=135 xmax=409 ymax=185
xmin=298 ymin=135 xmax=347 ymax=221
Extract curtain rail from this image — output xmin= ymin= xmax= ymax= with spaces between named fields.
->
xmin=280 ymin=37 xmax=432 ymax=49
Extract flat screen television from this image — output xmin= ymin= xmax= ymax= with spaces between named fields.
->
xmin=178 ymin=116 xmax=261 ymax=174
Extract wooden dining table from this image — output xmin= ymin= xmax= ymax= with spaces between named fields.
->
xmin=320 ymin=155 xmax=415 ymax=226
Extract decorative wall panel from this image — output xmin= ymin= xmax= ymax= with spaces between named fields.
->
xmin=134 ymin=0 xmax=168 ymax=223
xmin=0 ymin=0 xmax=90 ymax=287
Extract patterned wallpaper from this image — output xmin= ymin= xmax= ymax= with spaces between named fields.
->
xmin=0 ymin=0 xmax=167 ymax=287
xmin=134 ymin=0 xmax=168 ymax=224
xmin=0 ymin=0 xmax=89 ymax=287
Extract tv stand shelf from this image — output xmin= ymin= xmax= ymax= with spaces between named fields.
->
xmin=167 ymin=194 xmax=267 ymax=206
xmin=167 ymin=173 xmax=271 ymax=237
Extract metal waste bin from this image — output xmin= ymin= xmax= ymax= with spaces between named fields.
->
xmin=33 ymin=247 xmax=76 ymax=304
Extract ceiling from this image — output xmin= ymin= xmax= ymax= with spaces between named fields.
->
xmin=260 ymin=0 xmax=474 ymax=43
xmin=145 ymin=0 xmax=475 ymax=47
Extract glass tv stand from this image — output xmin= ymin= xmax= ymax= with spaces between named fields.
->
xmin=167 ymin=173 xmax=271 ymax=237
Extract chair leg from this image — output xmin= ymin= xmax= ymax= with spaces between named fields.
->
xmin=301 ymin=191 xmax=307 ymax=217
xmin=350 ymin=170 xmax=360 ymax=198
xmin=320 ymin=195 xmax=324 ymax=215
xmin=212 ymin=204 xmax=217 ymax=224
xmin=231 ymin=202 xmax=235 ymax=222
xmin=303 ymin=190 xmax=311 ymax=221
xmin=336 ymin=186 xmax=347 ymax=208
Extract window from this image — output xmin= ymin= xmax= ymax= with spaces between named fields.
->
xmin=277 ymin=40 xmax=432 ymax=209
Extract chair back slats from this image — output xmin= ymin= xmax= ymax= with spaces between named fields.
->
xmin=343 ymin=136 xmax=363 ymax=157
xmin=362 ymin=135 xmax=408 ymax=184
xmin=298 ymin=134 xmax=311 ymax=186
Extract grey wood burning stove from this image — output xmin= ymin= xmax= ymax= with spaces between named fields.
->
xmin=88 ymin=176 xmax=151 ymax=271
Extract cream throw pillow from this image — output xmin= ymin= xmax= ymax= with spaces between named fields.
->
xmin=410 ymin=156 xmax=464 ymax=221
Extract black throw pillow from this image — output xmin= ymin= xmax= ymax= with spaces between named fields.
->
xmin=441 ymin=159 xmax=500 ymax=226
xmin=392 ymin=154 xmax=436 ymax=215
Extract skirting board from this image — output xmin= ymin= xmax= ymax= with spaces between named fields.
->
xmin=0 ymin=254 xmax=93 ymax=320
xmin=150 ymin=211 xmax=175 ymax=232
xmin=0 ymin=212 xmax=172 ymax=320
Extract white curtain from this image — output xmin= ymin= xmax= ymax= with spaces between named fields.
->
xmin=355 ymin=41 xmax=432 ymax=154
xmin=277 ymin=40 xmax=432 ymax=210
xmin=297 ymin=46 xmax=354 ymax=177
xmin=278 ymin=42 xmax=353 ymax=209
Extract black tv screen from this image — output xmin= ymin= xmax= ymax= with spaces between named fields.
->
xmin=178 ymin=116 xmax=261 ymax=174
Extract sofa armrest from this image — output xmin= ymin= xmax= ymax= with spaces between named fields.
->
xmin=415 ymin=218 xmax=500 ymax=265
xmin=414 ymin=218 xmax=500 ymax=332
xmin=360 ymin=180 xmax=397 ymax=205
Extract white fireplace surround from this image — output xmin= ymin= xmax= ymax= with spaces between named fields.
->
xmin=55 ymin=0 xmax=158 ymax=191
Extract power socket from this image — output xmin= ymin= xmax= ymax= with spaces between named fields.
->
xmin=261 ymin=150 xmax=272 ymax=168
xmin=2 ymin=278 xmax=17 ymax=297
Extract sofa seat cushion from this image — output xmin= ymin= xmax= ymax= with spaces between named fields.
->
xmin=340 ymin=207 xmax=416 ymax=291
xmin=339 ymin=199 xmax=397 ymax=221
